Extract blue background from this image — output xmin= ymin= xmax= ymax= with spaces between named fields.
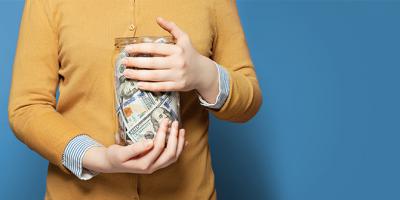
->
xmin=1 ymin=0 xmax=400 ymax=199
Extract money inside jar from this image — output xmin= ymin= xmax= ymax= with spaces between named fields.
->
xmin=114 ymin=36 xmax=180 ymax=145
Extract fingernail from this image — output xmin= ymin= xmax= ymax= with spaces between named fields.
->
xmin=123 ymin=71 xmax=129 ymax=78
xmin=122 ymin=58 xmax=128 ymax=65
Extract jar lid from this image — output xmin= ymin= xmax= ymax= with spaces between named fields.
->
xmin=114 ymin=36 xmax=176 ymax=49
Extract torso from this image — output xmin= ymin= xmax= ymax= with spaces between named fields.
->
xmin=46 ymin=0 xmax=217 ymax=199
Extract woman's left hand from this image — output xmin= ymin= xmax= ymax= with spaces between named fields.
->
xmin=122 ymin=17 xmax=219 ymax=103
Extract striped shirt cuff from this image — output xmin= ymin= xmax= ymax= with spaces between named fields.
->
xmin=62 ymin=135 xmax=103 ymax=180
xmin=198 ymin=62 xmax=230 ymax=109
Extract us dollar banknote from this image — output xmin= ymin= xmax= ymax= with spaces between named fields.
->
xmin=115 ymin=49 xmax=180 ymax=144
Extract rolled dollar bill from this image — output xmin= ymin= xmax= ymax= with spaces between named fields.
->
xmin=114 ymin=36 xmax=180 ymax=145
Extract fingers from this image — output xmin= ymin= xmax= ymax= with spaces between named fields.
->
xmin=123 ymin=119 xmax=169 ymax=170
xmin=153 ymin=121 xmax=180 ymax=167
xmin=156 ymin=17 xmax=187 ymax=42
xmin=137 ymin=81 xmax=180 ymax=92
xmin=176 ymin=129 xmax=185 ymax=157
xmin=124 ymin=43 xmax=180 ymax=56
xmin=117 ymin=139 xmax=154 ymax=161
xmin=115 ymin=121 xmax=186 ymax=174
xmin=123 ymin=56 xmax=172 ymax=70
xmin=123 ymin=69 xmax=173 ymax=82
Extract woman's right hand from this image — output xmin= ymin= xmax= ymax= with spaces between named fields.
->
xmin=83 ymin=119 xmax=186 ymax=174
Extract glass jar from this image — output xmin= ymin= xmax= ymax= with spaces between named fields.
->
xmin=113 ymin=36 xmax=180 ymax=145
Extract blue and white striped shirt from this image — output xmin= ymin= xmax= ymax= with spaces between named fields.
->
xmin=62 ymin=62 xmax=230 ymax=180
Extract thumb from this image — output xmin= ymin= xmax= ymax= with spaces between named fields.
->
xmin=119 ymin=139 xmax=154 ymax=160
xmin=156 ymin=17 xmax=186 ymax=42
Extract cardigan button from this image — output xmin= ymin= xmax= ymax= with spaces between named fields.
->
xmin=129 ymin=24 xmax=136 ymax=31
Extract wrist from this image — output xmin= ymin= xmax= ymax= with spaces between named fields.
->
xmin=195 ymin=55 xmax=219 ymax=96
xmin=82 ymin=146 xmax=112 ymax=173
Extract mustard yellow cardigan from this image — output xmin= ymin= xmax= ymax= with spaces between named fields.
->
xmin=8 ymin=0 xmax=262 ymax=199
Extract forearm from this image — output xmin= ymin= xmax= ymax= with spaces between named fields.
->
xmin=211 ymin=67 xmax=262 ymax=122
xmin=8 ymin=105 xmax=85 ymax=174
xmin=209 ymin=0 xmax=262 ymax=122
xmin=194 ymin=54 xmax=261 ymax=121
